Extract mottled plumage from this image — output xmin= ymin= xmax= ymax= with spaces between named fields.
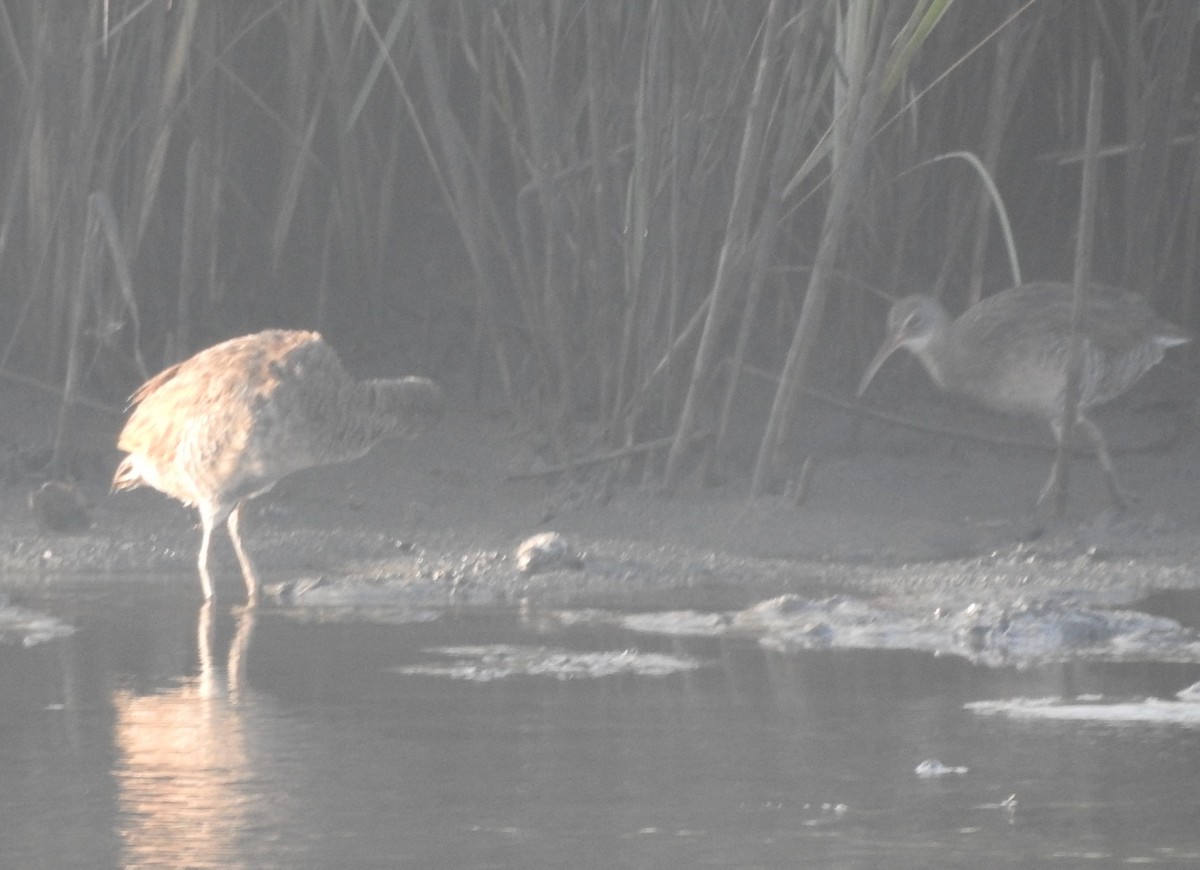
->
xmin=113 ymin=330 xmax=444 ymax=603
xmin=857 ymin=282 xmax=1188 ymax=507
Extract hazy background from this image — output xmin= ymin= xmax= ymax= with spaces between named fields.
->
xmin=4 ymin=1 xmax=1197 ymax=489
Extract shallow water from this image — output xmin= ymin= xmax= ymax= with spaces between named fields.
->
xmin=3 ymin=580 xmax=1200 ymax=869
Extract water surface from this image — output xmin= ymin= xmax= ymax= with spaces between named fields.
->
xmin=2 ymin=580 xmax=1200 ymax=869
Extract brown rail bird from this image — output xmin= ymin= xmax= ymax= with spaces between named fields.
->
xmin=857 ymin=282 xmax=1189 ymax=508
xmin=112 ymin=330 xmax=445 ymax=604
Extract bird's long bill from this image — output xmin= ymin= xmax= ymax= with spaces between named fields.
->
xmin=856 ymin=333 xmax=905 ymax=397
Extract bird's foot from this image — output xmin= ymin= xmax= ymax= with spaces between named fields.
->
xmin=1035 ymin=467 xmax=1064 ymax=512
xmin=1107 ymin=492 xmax=1135 ymax=515
xmin=1104 ymin=477 xmax=1138 ymax=514
xmin=1037 ymin=463 xmax=1138 ymax=516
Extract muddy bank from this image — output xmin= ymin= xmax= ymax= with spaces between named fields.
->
xmin=3 ymin=377 xmax=1200 ymax=626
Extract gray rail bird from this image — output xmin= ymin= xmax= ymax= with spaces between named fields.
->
xmin=857 ymin=282 xmax=1189 ymax=508
xmin=113 ymin=330 xmax=445 ymax=604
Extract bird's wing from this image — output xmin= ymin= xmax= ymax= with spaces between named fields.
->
xmin=962 ymin=283 xmax=1174 ymax=357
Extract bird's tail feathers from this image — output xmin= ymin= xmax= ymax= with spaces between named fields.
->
xmin=110 ymin=456 xmax=143 ymax=493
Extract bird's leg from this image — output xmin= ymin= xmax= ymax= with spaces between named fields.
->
xmin=1037 ymin=454 xmax=1065 ymax=509
xmin=1038 ymin=414 xmax=1131 ymax=511
xmin=1037 ymin=420 xmax=1069 ymax=509
xmin=197 ymin=511 xmax=217 ymax=601
xmin=226 ymin=501 xmax=262 ymax=606
xmin=1075 ymin=414 xmax=1132 ymax=510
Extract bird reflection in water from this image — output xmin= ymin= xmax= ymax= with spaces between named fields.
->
xmin=113 ymin=604 xmax=261 ymax=869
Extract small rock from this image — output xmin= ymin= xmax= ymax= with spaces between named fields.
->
xmin=29 ymin=481 xmax=92 ymax=534
xmin=915 ymin=759 xmax=969 ymax=778
xmin=515 ymin=531 xmax=584 ymax=575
